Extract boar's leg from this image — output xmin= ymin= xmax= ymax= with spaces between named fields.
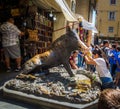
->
xmin=63 ymin=62 xmax=74 ymax=77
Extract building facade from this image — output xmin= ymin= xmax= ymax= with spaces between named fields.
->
xmin=96 ymin=0 xmax=120 ymax=39
xmin=76 ymin=0 xmax=97 ymax=22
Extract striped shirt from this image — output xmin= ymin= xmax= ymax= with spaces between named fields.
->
xmin=0 ymin=22 xmax=21 ymax=47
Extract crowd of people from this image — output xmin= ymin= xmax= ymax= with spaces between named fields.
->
xmin=69 ymin=40 xmax=120 ymax=90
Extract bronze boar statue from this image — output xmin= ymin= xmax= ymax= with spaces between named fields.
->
xmin=22 ymin=28 xmax=85 ymax=77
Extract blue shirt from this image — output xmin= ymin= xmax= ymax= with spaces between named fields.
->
xmin=115 ymin=51 xmax=120 ymax=72
xmin=108 ymin=49 xmax=117 ymax=65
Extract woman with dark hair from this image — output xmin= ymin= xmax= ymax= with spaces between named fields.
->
xmin=84 ymin=48 xmax=115 ymax=90
xmin=98 ymin=89 xmax=120 ymax=109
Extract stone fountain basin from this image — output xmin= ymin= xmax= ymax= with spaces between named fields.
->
xmin=2 ymin=68 xmax=101 ymax=109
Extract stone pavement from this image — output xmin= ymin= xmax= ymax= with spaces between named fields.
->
xmin=0 ymin=95 xmax=42 ymax=109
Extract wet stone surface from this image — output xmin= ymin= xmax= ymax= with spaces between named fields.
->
xmin=5 ymin=67 xmax=101 ymax=104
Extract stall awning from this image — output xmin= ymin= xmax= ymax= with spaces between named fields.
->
xmin=32 ymin=0 xmax=98 ymax=33
xmin=55 ymin=0 xmax=98 ymax=33
xmin=32 ymin=0 xmax=61 ymax=11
